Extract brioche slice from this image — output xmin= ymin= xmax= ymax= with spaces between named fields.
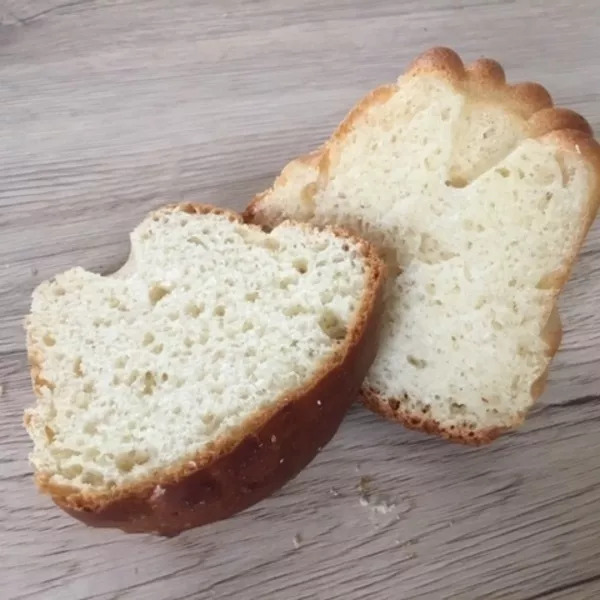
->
xmin=245 ymin=47 xmax=600 ymax=444
xmin=24 ymin=204 xmax=384 ymax=534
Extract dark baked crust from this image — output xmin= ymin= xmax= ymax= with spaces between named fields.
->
xmin=27 ymin=203 xmax=386 ymax=535
xmin=245 ymin=47 xmax=600 ymax=445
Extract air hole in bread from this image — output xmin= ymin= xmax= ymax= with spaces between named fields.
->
xmin=148 ymin=284 xmax=171 ymax=306
xmin=214 ymin=305 xmax=226 ymax=317
xmin=185 ymin=303 xmax=204 ymax=318
xmin=262 ymin=236 xmax=280 ymax=251
xmin=496 ymin=167 xmax=510 ymax=178
xmin=142 ymin=372 xmax=156 ymax=395
xmin=279 ymin=277 xmax=296 ymax=290
xmin=284 ymin=304 xmax=306 ymax=318
xmin=114 ymin=357 xmax=127 ymax=369
xmin=73 ymin=357 xmax=83 ymax=377
xmin=540 ymin=191 xmax=553 ymax=209
xmin=292 ymin=258 xmax=308 ymax=274
xmin=84 ymin=422 xmax=97 ymax=435
xmin=407 ymin=355 xmax=427 ymax=369
xmin=450 ymin=402 xmax=467 ymax=416
xmin=187 ymin=235 xmax=206 ymax=247
xmin=318 ymin=309 xmax=347 ymax=340
xmin=63 ymin=464 xmax=83 ymax=480
xmin=43 ymin=334 xmax=56 ymax=347
xmin=143 ymin=332 xmax=155 ymax=346
xmin=115 ymin=450 xmax=150 ymax=474
xmin=44 ymin=425 xmax=56 ymax=443
xmin=82 ymin=471 xmax=104 ymax=486
xmin=417 ymin=234 xmax=458 ymax=264
xmin=445 ymin=175 xmax=468 ymax=188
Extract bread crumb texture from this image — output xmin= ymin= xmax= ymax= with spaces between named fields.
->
xmin=248 ymin=48 xmax=600 ymax=438
xmin=25 ymin=207 xmax=371 ymax=492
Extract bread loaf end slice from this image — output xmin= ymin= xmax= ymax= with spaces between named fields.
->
xmin=24 ymin=204 xmax=385 ymax=534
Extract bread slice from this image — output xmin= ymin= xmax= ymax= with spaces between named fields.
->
xmin=245 ymin=47 xmax=600 ymax=444
xmin=24 ymin=203 xmax=385 ymax=534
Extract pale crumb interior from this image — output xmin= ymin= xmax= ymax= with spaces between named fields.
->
xmin=25 ymin=210 xmax=370 ymax=490
xmin=260 ymin=74 xmax=592 ymax=433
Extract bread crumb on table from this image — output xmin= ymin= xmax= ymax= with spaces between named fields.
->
xmin=357 ymin=475 xmax=398 ymax=516
xmin=293 ymin=533 xmax=302 ymax=549
xmin=357 ymin=475 xmax=373 ymax=495
xmin=372 ymin=498 xmax=396 ymax=514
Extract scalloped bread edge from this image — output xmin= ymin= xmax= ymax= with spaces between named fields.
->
xmin=25 ymin=203 xmax=386 ymax=535
xmin=245 ymin=47 xmax=600 ymax=445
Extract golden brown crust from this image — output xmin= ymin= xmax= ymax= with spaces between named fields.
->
xmin=245 ymin=47 xmax=600 ymax=445
xmin=27 ymin=202 xmax=386 ymax=535
xmin=361 ymin=387 xmax=510 ymax=445
xmin=331 ymin=84 xmax=397 ymax=141
xmin=246 ymin=46 xmax=600 ymax=227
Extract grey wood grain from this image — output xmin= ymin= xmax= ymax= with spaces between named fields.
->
xmin=1 ymin=1 xmax=599 ymax=599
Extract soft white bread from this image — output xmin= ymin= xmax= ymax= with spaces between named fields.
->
xmin=24 ymin=204 xmax=385 ymax=534
xmin=245 ymin=48 xmax=600 ymax=444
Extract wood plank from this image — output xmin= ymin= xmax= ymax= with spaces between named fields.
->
xmin=1 ymin=1 xmax=599 ymax=598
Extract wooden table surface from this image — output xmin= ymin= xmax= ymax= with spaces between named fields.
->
xmin=2 ymin=1 xmax=600 ymax=599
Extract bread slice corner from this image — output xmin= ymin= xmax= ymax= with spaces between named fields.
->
xmin=245 ymin=47 xmax=600 ymax=444
xmin=24 ymin=203 xmax=385 ymax=534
